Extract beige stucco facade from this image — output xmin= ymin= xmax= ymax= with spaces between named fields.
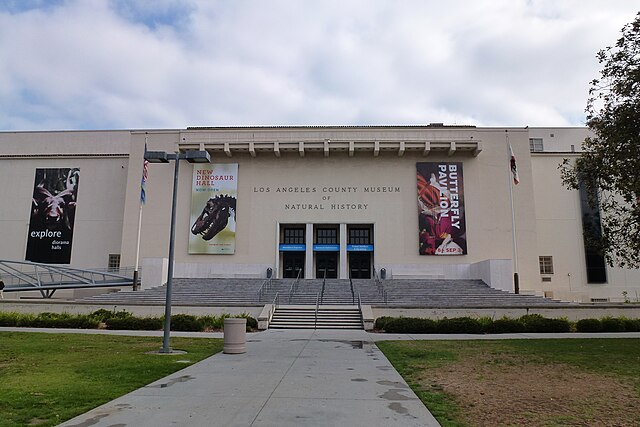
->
xmin=1 ymin=125 xmax=638 ymax=302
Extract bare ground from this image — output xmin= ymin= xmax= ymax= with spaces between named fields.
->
xmin=423 ymin=352 xmax=640 ymax=426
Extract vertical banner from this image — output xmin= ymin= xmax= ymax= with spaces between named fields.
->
xmin=26 ymin=168 xmax=80 ymax=264
xmin=189 ymin=164 xmax=238 ymax=254
xmin=417 ymin=162 xmax=467 ymax=255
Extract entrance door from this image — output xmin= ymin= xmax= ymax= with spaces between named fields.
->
xmin=283 ymin=252 xmax=305 ymax=278
xmin=316 ymin=252 xmax=338 ymax=278
xmin=349 ymin=252 xmax=371 ymax=279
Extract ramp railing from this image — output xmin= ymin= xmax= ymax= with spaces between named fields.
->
xmin=0 ymin=260 xmax=135 ymax=298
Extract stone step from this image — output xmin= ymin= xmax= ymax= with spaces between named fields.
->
xmin=269 ymin=305 xmax=363 ymax=330
xmin=80 ymin=277 xmax=569 ymax=308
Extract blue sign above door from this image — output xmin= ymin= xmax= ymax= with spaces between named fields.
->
xmin=347 ymin=244 xmax=374 ymax=252
xmin=279 ymin=244 xmax=306 ymax=251
xmin=313 ymin=244 xmax=340 ymax=251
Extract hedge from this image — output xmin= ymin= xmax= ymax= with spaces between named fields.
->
xmin=375 ymin=315 xmax=639 ymax=334
xmin=0 ymin=310 xmax=258 ymax=332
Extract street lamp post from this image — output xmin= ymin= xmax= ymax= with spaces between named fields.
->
xmin=144 ymin=149 xmax=210 ymax=353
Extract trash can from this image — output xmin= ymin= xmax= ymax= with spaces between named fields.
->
xmin=266 ymin=267 xmax=273 ymax=278
xmin=380 ymin=268 xmax=386 ymax=280
xmin=223 ymin=318 xmax=247 ymax=354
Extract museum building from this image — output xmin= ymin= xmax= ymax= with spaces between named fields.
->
xmin=0 ymin=124 xmax=638 ymax=303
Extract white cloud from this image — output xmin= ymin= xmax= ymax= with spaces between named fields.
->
xmin=0 ymin=0 xmax=638 ymax=130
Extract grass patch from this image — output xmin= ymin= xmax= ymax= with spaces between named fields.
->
xmin=0 ymin=332 xmax=222 ymax=427
xmin=378 ymin=339 xmax=640 ymax=427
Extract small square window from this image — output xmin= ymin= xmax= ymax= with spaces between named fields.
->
xmin=108 ymin=254 xmax=121 ymax=272
xmin=539 ymin=256 xmax=554 ymax=275
xmin=529 ymin=138 xmax=544 ymax=152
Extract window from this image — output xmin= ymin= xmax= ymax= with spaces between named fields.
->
xmin=349 ymin=228 xmax=370 ymax=245
xmin=316 ymin=228 xmax=337 ymax=244
xmin=108 ymin=254 xmax=121 ymax=272
xmin=529 ymin=138 xmax=544 ymax=152
xmin=284 ymin=228 xmax=304 ymax=244
xmin=539 ymin=256 xmax=554 ymax=275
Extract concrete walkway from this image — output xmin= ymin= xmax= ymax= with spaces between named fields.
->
xmin=57 ymin=329 xmax=441 ymax=427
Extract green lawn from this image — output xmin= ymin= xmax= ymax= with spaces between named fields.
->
xmin=378 ymin=339 xmax=640 ymax=427
xmin=0 ymin=332 xmax=222 ymax=427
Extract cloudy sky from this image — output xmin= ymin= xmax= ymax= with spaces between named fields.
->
xmin=0 ymin=0 xmax=637 ymax=130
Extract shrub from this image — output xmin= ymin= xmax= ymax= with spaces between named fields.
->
xmin=15 ymin=313 xmax=36 ymax=327
xmin=488 ymin=317 xmax=526 ymax=334
xmin=576 ymin=318 xmax=603 ymax=332
xmin=477 ymin=317 xmax=494 ymax=332
xmin=0 ymin=311 xmax=22 ymax=327
xmin=520 ymin=314 xmax=570 ymax=333
xmin=170 ymin=314 xmax=204 ymax=332
xmin=374 ymin=316 xmax=394 ymax=331
xmin=198 ymin=314 xmax=257 ymax=331
xmin=56 ymin=315 xmax=99 ymax=329
xmin=385 ymin=317 xmax=437 ymax=334
xmin=242 ymin=315 xmax=258 ymax=331
xmin=90 ymin=309 xmax=132 ymax=321
xmin=31 ymin=312 xmax=67 ymax=328
xmin=622 ymin=318 xmax=640 ymax=332
xmin=105 ymin=316 xmax=162 ymax=330
xmin=436 ymin=317 xmax=484 ymax=334
xmin=601 ymin=317 xmax=626 ymax=332
xmin=200 ymin=314 xmax=230 ymax=330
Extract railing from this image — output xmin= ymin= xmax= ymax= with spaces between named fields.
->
xmin=320 ymin=269 xmax=327 ymax=304
xmin=357 ymin=292 xmax=365 ymax=329
xmin=0 ymin=260 xmax=137 ymax=298
xmin=373 ymin=265 xmax=388 ymax=304
xmin=314 ymin=292 xmax=320 ymax=329
xmin=349 ymin=278 xmax=355 ymax=305
xmin=256 ymin=277 xmax=272 ymax=302
xmin=273 ymin=292 xmax=280 ymax=309
xmin=288 ymin=268 xmax=303 ymax=304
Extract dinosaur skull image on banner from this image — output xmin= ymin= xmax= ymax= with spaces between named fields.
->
xmin=189 ymin=164 xmax=238 ymax=254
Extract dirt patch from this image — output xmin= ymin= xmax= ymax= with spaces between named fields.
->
xmin=425 ymin=352 xmax=640 ymax=426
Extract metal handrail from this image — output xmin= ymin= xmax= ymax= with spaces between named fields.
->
xmin=349 ymin=278 xmax=355 ymax=304
xmin=288 ymin=268 xmax=303 ymax=304
xmin=372 ymin=264 xmax=387 ymax=303
xmin=256 ymin=278 xmax=268 ymax=301
xmin=357 ymin=292 xmax=365 ymax=329
xmin=320 ymin=269 xmax=327 ymax=304
xmin=273 ymin=292 xmax=280 ymax=309
xmin=287 ymin=281 xmax=295 ymax=304
xmin=314 ymin=292 xmax=320 ymax=329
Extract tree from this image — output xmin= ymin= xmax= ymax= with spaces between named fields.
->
xmin=561 ymin=12 xmax=640 ymax=268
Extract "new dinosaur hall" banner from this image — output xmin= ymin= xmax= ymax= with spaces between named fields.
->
xmin=189 ymin=164 xmax=238 ymax=254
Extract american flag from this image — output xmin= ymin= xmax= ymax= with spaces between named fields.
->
xmin=509 ymin=144 xmax=520 ymax=185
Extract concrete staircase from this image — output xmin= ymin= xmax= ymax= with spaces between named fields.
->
xmin=380 ymin=279 xmax=571 ymax=307
xmin=269 ymin=305 xmax=363 ymax=329
xmin=80 ymin=277 xmax=570 ymax=308
xmin=81 ymin=278 xmax=266 ymax=306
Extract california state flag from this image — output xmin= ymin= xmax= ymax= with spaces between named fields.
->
xmin=509 ymin=144 xmax=520 ymax=185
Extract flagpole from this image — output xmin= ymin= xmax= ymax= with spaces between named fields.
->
xmin=132 ymin=133 xmax=148 ymax=291
xmin=506 ymin=130 xmax=520 ymax=294
xmin=133 ymin=202 xmax=143 ymax=291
